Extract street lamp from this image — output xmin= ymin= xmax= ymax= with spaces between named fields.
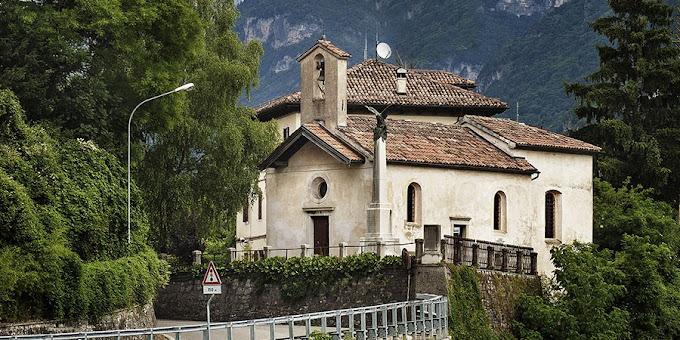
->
xmin=127 ymin=83 xmax=194 ymax=244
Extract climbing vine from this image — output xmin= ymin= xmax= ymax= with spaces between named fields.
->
xmin=447 ymin=264 xmax=504 ymax=340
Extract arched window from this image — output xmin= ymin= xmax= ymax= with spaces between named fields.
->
xmin=313 ymin=53 xmax=325 ymax=99
xmin=493 ymin=191 xmax=507 ymax=232
xmin=407 ymin=183 xmax=421 ymax=224
xmin=545 ymin=191 xmax=561 ymax=239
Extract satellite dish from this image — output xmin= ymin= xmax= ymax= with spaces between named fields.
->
xmin=376 ymin=42 xmax=392 ymax=59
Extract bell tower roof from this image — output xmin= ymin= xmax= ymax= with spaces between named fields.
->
xmin=297 ymin=37 xmax=351 ymax=62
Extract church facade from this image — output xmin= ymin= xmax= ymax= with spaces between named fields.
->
xmin=236 ymin=38 xmax=599 ymax=274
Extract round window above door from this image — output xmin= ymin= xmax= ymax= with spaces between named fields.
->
xmin=311 ymin=177 xmax=328 ymax=199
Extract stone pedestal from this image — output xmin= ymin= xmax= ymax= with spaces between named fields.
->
xmin=363 ymin=203 xmax=398 ymax=256
xmin=421 ymin=251 xmax=442 ymax=264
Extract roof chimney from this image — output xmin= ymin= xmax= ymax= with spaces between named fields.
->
xmin=396 ymin=68 xmax=407 ymax=95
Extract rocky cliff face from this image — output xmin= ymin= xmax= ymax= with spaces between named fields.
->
xmin=236 ymin=0 xmax=606 ymax=131
xmin=495 ymin=0 xmax=570 ymax=16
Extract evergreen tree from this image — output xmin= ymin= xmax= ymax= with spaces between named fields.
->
xmin=566 ymin=0 xmax=680 ymax=202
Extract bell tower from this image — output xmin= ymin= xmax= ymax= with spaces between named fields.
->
xmin=297 ymin=36 xmax=350 ymax=129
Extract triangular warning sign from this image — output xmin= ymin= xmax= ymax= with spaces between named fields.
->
xmin=202 ymin=261 xmax=222 ymax=285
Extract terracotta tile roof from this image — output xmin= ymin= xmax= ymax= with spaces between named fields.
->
xmin=255 ymin=92 xmax=300 ymax=112
xmin=339 ymin=116 xmax=537 ymax=174
xmin=258 ymin=122 xmax=364 ymax=169
xmin=465 ymin=116 xmax=601 ymax=154
xmin=317 ymin=39 xmax=351 ymax=58
xmin=256 ymin=60 xmax=503 ymax=118
xmin=303 ymin=123 xmax=363 ymax=162
xmin=411 ymin=69 xmax=476 ymax=89
xmin=345 ymin=60 xmax=504 ymax=109
xmin=297 ymin=37 xmax=351 ymax=61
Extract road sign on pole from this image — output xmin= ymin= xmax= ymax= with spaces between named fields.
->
xmin=202 ymin=261 xmax=222 ymax=295
xmin=202 ymin=261 xmax=222 ymax=340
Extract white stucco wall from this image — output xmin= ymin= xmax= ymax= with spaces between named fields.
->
xmin=513 ymin=149 xmax=594 ymax=274
xmin=265 ymin=142 xmax=373 ymax=255
xmin=275 ymin=112 xmax=301 ymax=138
xmin=235 ymin=173 xmax=267 ymax=251
xmin=386 ymin=148 xmax=593 ymax=274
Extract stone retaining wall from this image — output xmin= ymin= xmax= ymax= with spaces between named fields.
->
xmin=414 ymin=263 xmax=542 ymax=332
xmin=0 ymin=303 xmax=155 ymax=336
xmin=155 ymin=268 xmax=410 ymax=321
xmin=476 ymin=270 xmax=542 ymax=332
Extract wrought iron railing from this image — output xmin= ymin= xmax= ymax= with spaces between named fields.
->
xmin=1 ymin=294 xmax=448 ymax=340
xmin=441 ymin=235 xmax=537 ymax=275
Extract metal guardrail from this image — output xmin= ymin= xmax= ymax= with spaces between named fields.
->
xmin=1 ymin=294 xmax=448 ymax=340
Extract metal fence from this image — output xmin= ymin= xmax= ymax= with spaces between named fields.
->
xmin=441 ymin=235 xmax=537 ymax=275
xmin=1 ymin=294 xmax=448 ymax=340
xmin=226 ymin=242 xmax=416 ymax=263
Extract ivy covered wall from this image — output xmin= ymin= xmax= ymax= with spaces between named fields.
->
xmin=446 ymin=264 xmax=542 ymax=340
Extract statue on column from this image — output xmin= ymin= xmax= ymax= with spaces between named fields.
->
xmin=365 ymin=105 xmax=390 ymax=141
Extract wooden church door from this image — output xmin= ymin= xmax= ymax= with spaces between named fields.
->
xmin=312 ymin=216 xmax=329 ymax=256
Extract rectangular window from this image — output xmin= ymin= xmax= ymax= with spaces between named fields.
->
xmin=242 ymin=200 xmax=249 ymax=223
xmin=257 ymin=194 xmax=263 ymax=220
xmin=283 ymin=127 xmax=290 ymax=139
xmin=453 ymin=224 xmax=466 ymax=238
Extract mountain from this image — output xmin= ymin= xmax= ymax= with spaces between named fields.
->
xmin=236 ymin=0 xmax=610 ymax=131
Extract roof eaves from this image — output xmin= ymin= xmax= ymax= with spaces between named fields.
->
xmin=333 ymin=127 xmax=374 ymax=161
xmin=313 ymin=124 xmax=365 ymax=164
xmin=258 ymin=128 xmax=305 ymax=170
xmin=514 ymin=143 xmax=602 ymax=155
xmin=259 ymin=125 xmax=364 ymax=170
xmin=296 ymin=42 xmax=351 ymax=62
xmin=387 ymin=159 xmax=537 ymax=175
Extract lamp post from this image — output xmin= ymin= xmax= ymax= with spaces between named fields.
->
xmin=127 ymin=83 xmax=194 ymax=244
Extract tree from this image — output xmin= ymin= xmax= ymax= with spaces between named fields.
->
xmin=138 ymin=0 xmax=276 ymax=257
xmin=614 ymin=236 xmax=680 ymax=339
xmin=0 ymin=89 xmax=167 ymax=321
xmin=515 ymin=179 xmax=680 ymax=339
xmin=0 ymin=0 xmax=202 ymax=150
xmin=593 ymin=178 xmax=680 ymax=253
xmin=513 ymin=244 xmax=630 ymax=340
xmin=566 ymin=0 xmax=680 ymax=201
xmin=514 ymin=238 xmax=680 ymax=339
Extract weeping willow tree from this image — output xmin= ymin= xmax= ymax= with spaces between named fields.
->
xmin=139 ymin=0 xmax=277 ymax=259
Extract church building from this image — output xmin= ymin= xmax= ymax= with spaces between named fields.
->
xmin=236 ymin=37 xmax=599 ymax=274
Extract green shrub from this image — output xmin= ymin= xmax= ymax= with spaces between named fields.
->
xmin=0 ymin=90 xmax=167 ymax=322
xmin=179 ymin=253 xmax=403 ymax=300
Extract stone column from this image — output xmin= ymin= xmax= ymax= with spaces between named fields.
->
xmin=362 ymin=136 xmax=398 ymax=253
xmin=192 ymin=250 xmax=202 ymax=266
xmin=227 ymin=247 xmax=236 ymax=263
